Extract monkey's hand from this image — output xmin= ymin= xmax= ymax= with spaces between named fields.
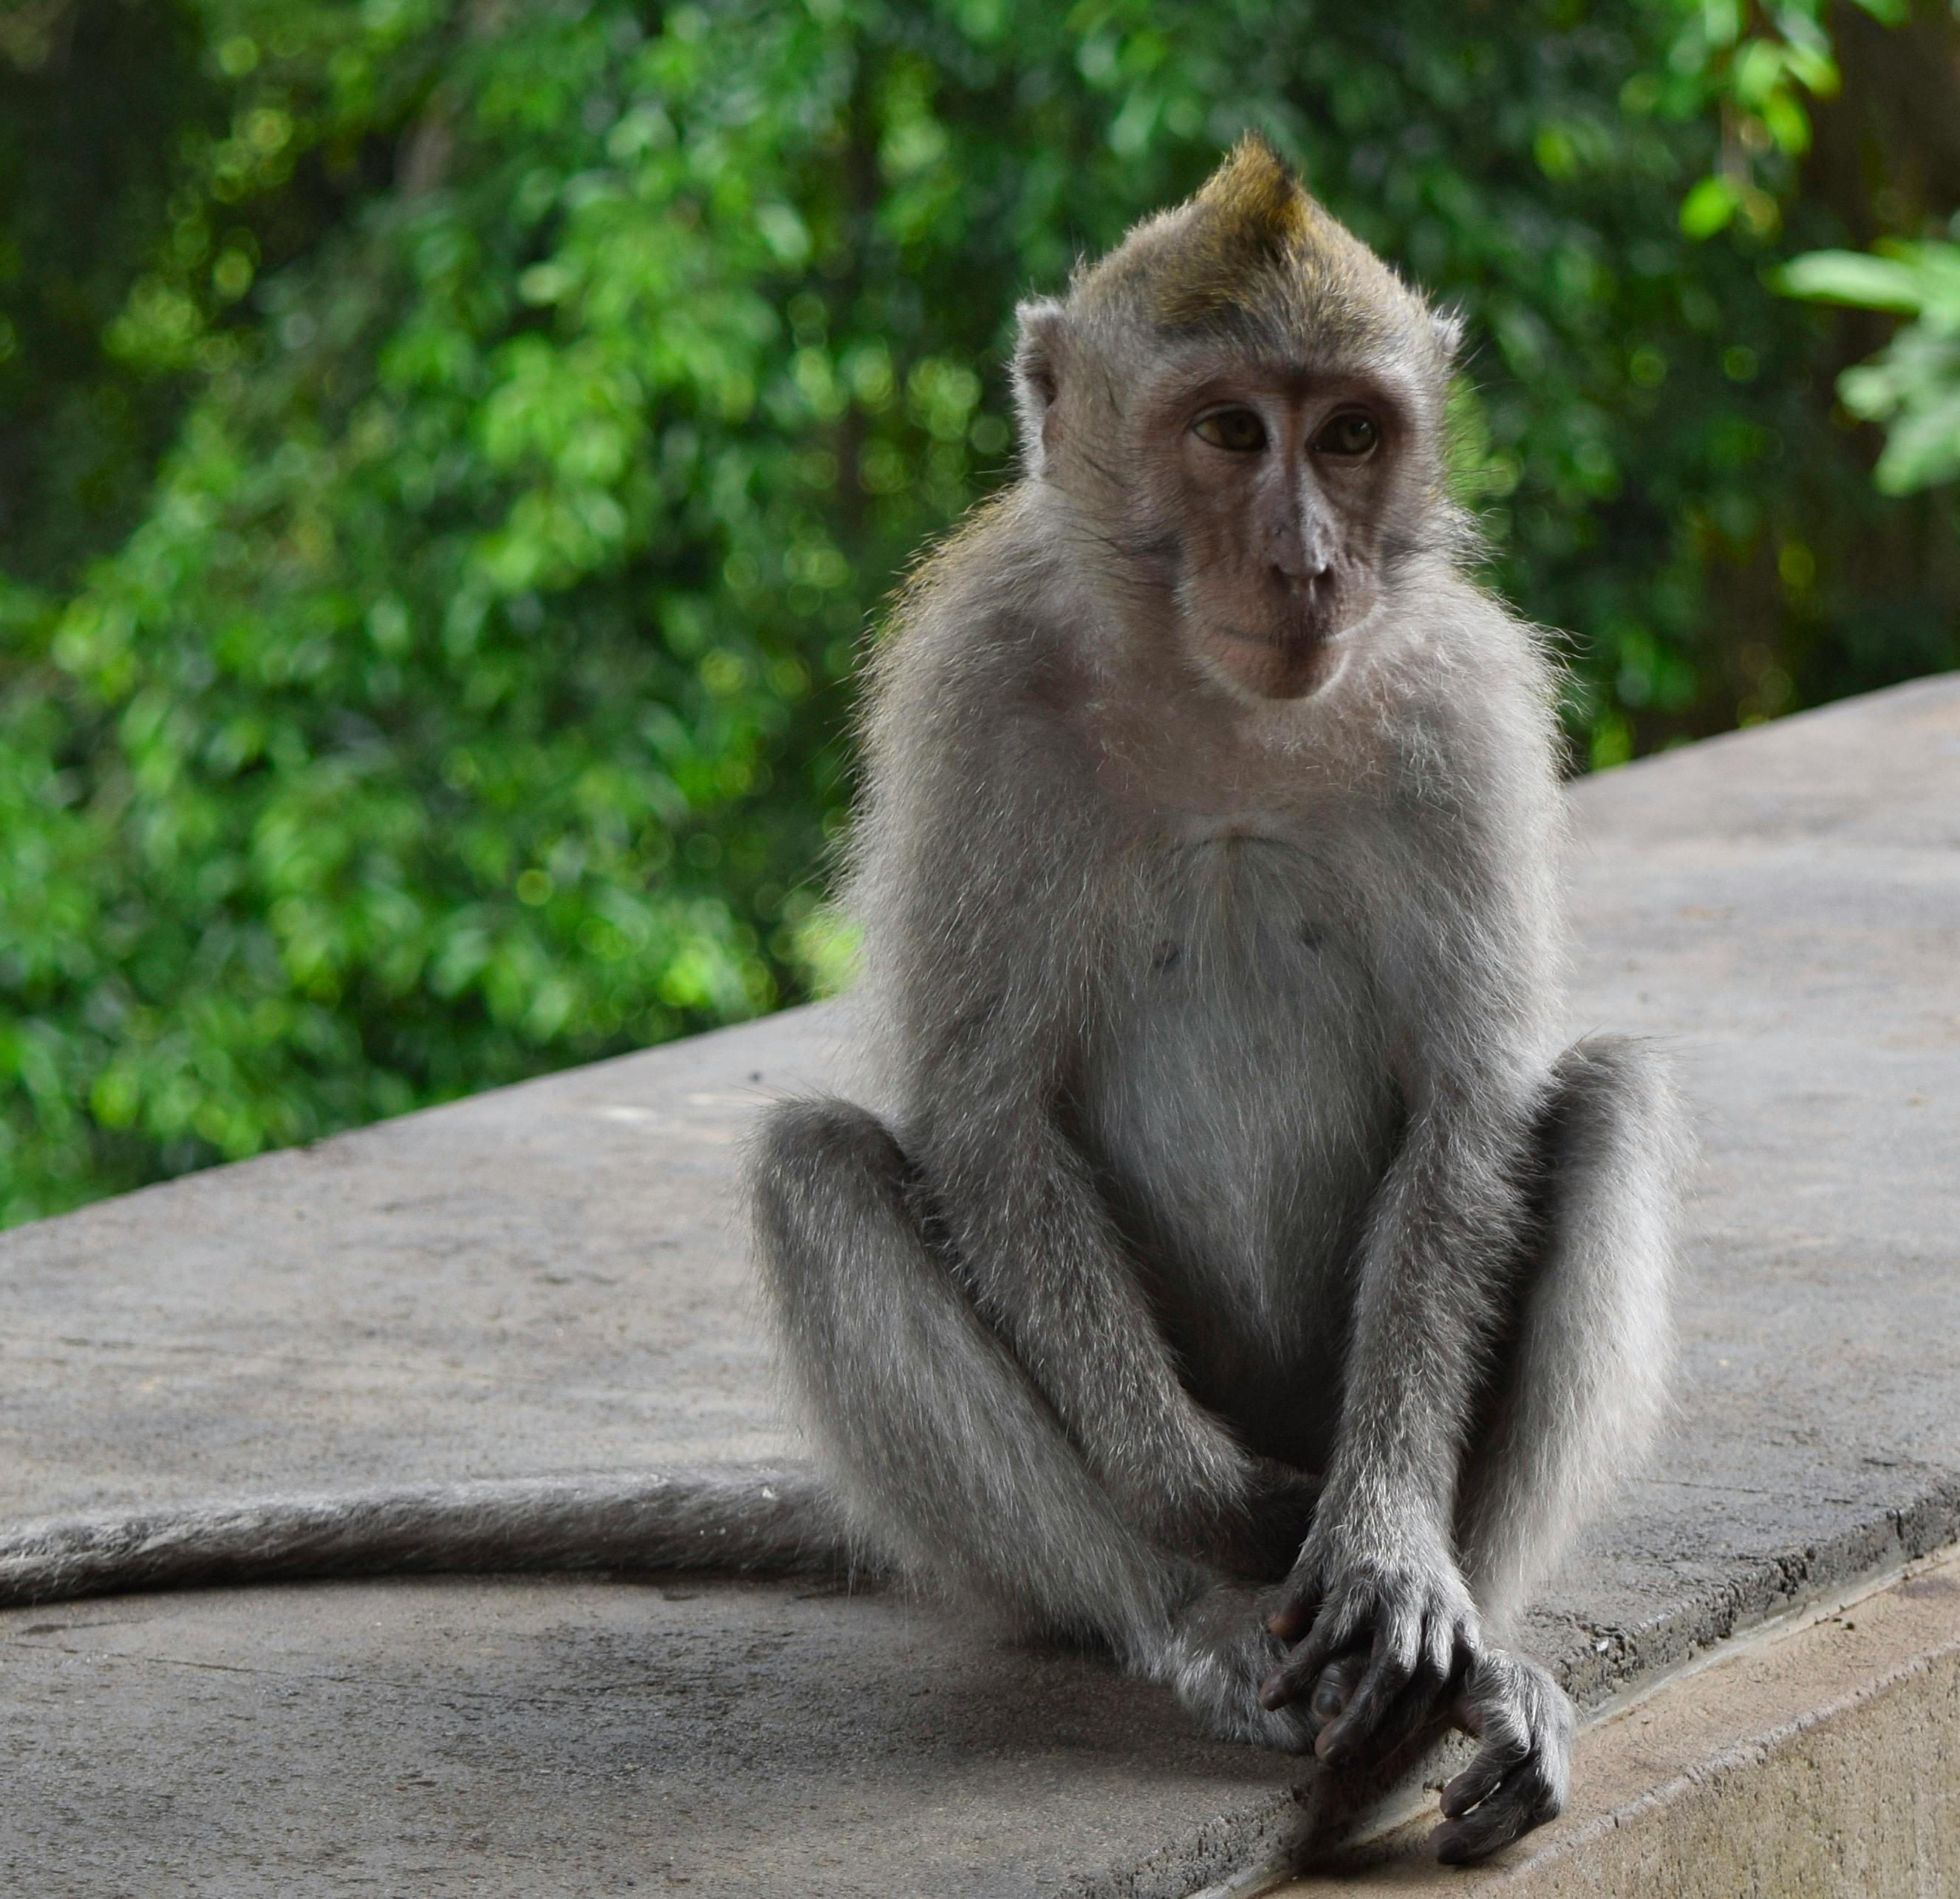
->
xmin=1256 ymin=1518 xmax=1479 ymax=1773
xmin=1431 ymin=1649 xmax=1571 ymax=1864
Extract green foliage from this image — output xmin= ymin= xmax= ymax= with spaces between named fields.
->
xmin=1 ymin=0 xmax=1956 ymax=1224
xmin=0 ymin=0 xmax=219 ymax=584
xmin=1660 ymin=0 xmax=1960 ymax=499
xmin=1652 ymin=0 xmax=1925 ymax=236
xmin=1781 ymin=233 xmax=1960 ymax=492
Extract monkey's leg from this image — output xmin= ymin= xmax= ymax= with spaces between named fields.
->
xmin=1430 ymin=1034 xmax=1682 ymax=1865
xmin=1291 ymin=1036 xmax=1681 ymax=1861
xmin=1456 ymin=1033 xmax=1682 ymax=1627
xmin=749 ymin=1097 xmax=1316 ymax=1747
xmin=751 ymin=1097 xmax=1192 ymax=1655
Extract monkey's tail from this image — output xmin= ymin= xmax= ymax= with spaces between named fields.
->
xmin=0 ymin=1465 xmax=861 ymax=1609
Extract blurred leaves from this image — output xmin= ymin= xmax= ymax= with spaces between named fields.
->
xmin=1673 ymin=0 xmax=1960 ymax=496
xmin=0 ymin=0 xmax=1956 ymax=1223
xmin=1781 ymin=231 xmax=1960 ymax=491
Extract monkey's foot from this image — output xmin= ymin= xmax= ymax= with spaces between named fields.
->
xmin=1166 ymin=1600 xmax=1568 ymax=1866
xmin=1430 ymin=1649 xmax=1571 ymax=1865
xmin=1161 ymin=1586 xmax=1350 ymax=1753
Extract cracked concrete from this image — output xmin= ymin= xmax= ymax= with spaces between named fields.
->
xmin=0 ymin=675 xmax=1956 ymax=1894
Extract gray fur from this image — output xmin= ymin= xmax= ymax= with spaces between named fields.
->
xmin=0 ymin=1468 xmax=848 ymax=1607
xmin=748 ymin=147 xmax=1687 ymax=1865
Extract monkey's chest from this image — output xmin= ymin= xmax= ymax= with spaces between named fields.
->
xmin=1073 ymin=845 xmax=1401 ymax=1439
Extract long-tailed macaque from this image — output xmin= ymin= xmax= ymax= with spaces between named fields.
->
xmin=748 ymin=134 xmax=1683 ymax=1863
xmin=0 ymin=137 xmax=1681 ymax=1869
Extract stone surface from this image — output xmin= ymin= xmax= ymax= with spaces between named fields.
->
xmin=1 ymin=675 xmax=1957 ymax=1894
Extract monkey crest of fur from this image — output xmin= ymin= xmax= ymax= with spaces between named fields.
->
xmin=1087 ymin=133 xmax=1455 ymax=364
xmin=1012 ymin=133 xmax=1463 ymax=495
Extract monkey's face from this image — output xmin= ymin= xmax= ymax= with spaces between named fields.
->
xmin=1140 ymin=361 xmax=1416 ymax=702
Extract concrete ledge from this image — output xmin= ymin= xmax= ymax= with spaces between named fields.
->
xmin=1 ymin=675 xmax=1957 ymax=1892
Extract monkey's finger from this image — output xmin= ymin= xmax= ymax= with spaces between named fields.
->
xmin=1430 ymin=1761 xmax=1563 ymax=1864
xmin=1317 ymin=1659 xmax=1450 ymax=1774
xmin=1264 ymin=1595 xmax=1314 ymax=1643
xmin=1431 ymin=1616 xmax=1472 ymax=1692
xmin=1294 ymin=1585 xmax=1372 ymax=1673
xmin=1258 ymin=1595 xmax=1362 ymax=1708
xmin=1254 ymin=1583 xmax=1364 ymax=1701
xmin=1318 ymin=1625 xmax=1452 ymax=1770
xmin=1265 ymin=1565 xmax=1331 ymax=1643
xmin=1314 ymin=1611 xmax=1420 ymax=1766
xmin=1438 ymin=1730 xmax=1529 ymax=1819
xmin=1289 ymin=1649 xmax=1370 ymax=1747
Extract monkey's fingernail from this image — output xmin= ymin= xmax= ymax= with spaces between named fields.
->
xmin=1258 ymin=1678 xmax=1288 ymax=1710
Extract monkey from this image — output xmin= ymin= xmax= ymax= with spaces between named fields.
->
xmin=742 ymin=132 xmax=1685 ymax=1864
xmin=0 ymin=137 xmax=1682 ymax=1872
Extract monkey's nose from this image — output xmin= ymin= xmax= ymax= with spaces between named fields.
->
xmin=1270 ymin=500 xmax=1336 ymax=580
xmin=1269 ymin=524 xmax=1336 ymax=587
xmin=1272 ymin=556 xmax=1336 ymax=604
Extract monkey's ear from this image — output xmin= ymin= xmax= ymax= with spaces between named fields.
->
xmin=1429 ymin=303 xmax=1467 ymax=364
xmin=1011 ymin=296 xmax=1071 ymax=476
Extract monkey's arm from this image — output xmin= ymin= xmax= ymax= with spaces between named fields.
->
xmin=1263 ymin=1068 xmax=1539 ymax=1731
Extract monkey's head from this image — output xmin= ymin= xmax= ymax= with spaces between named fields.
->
xmin=1012 ymin=134 xmax=1463 ymax=703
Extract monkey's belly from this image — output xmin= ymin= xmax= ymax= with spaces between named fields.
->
xmin=1077 ymin=908 xmax=1401 ymax=1463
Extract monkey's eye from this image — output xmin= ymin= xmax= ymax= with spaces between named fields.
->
xmin=1314 ymin=410 xmax=1380 ymax=458
xmin=1193 ymin=409 xmax=1268 ymax=452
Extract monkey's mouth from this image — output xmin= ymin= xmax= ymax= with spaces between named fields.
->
xmin=1203 ymin=620 xmax=1348 ymax=702
xmin=1215 ymin=618 xmax=1337 ymax=655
